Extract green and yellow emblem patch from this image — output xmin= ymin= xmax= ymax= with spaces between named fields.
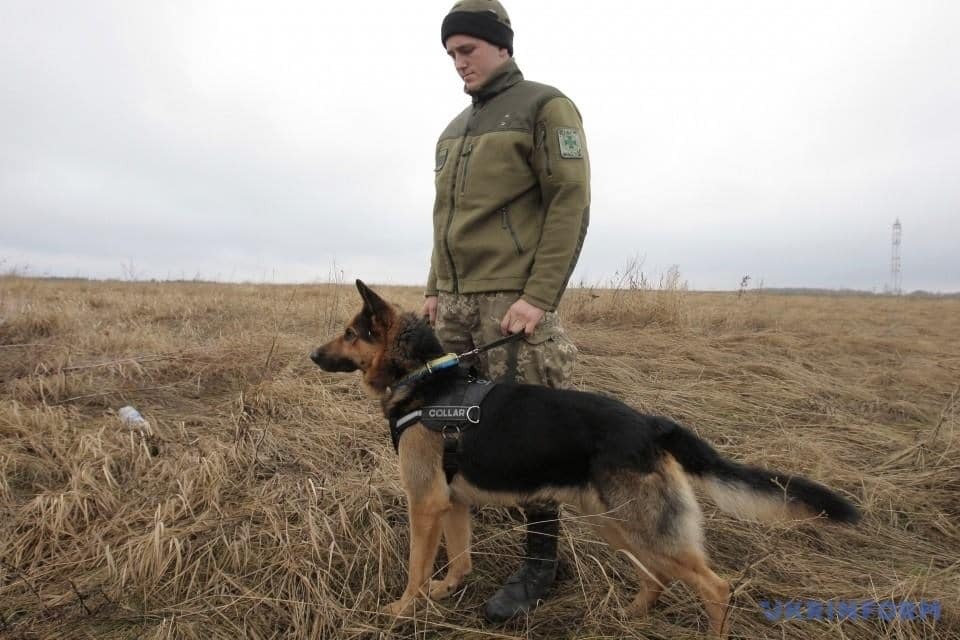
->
xmin=557 ymin=127 xmax=583 ymax=159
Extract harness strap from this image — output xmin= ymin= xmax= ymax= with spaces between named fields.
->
xmin=389 ymin=379 xmax=497 ymax=482
xmin=390 ymin=411 xmax=419 ymax=451
xmin=441 ymin=427 xmax=461 ymax=485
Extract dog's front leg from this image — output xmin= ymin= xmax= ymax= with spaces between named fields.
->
xmin=385 ymin=429 xmax=451 ymax=617
xmin=383 ymin=498 xmax=447 ymax=617
xmin=429 ymin=501 xmax=472 ymax=600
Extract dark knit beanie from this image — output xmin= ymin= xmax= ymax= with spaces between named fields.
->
xmin=441 ymin=0 xmax=514 ymax=55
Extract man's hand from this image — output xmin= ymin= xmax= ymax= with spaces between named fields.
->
xmin=500 ymin=298 xmax=545 ymax=336
xmin=422 ymin=296 xmax=438 ymax=325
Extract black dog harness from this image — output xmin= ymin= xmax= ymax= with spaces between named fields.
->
xmin=390 ymin=378 xmax=497 ymax=482
xmin=387 ymin=332 xmax=523 ymax=482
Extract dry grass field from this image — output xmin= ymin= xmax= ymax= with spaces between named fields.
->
xmin=1 ymin=275 xmax=958 ymax=639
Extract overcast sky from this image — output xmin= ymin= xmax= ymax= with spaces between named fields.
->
xmin=2 ymin=1 xmax=958 ymax=292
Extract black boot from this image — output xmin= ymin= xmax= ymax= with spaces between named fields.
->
xmin=483 ymin=506 xmax=559 ymax=623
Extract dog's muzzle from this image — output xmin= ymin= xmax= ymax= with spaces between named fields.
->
xmin=310 ymin=348 xmax=359 ymax=372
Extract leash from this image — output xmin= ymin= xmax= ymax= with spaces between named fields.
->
xmin=393 ymin=331 xmax=525 ymax=388
xmin=459 ymin=331 xmax=527 ymax=360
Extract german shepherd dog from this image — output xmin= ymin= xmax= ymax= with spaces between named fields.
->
xmin=310 ymin=281 xmax=859 ymax=635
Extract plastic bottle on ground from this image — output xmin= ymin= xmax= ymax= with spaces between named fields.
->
xmin=118 ymin=405 xmax=152 ymax=435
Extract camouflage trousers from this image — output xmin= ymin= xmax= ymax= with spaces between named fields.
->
xmin=435 ymin=292 xmax=577 ymax=388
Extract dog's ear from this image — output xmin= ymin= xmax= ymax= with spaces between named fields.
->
xmin=356 ymin=279 xmax=394 ymax=326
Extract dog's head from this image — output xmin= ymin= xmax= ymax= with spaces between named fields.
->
xmin=310 ymin=280 xmax=445 ymax=393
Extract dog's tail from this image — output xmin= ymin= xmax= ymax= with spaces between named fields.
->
xmin=657 ymin=418 xmax=860 ymax=524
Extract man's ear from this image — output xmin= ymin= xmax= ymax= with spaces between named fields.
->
xmin=356 ymin=279 xmax=394 ymax=325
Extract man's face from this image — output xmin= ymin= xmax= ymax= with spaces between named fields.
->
xmin=445 ymin=34 xmax=510 ymax=93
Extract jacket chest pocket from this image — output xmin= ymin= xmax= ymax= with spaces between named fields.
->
xmin=457 ymin=142 xmax=475 ymax=196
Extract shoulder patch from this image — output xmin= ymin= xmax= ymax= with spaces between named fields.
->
xmin=435 ymin=147 xmax=448 ymax=171
xmin=557 ymin=128 xmax=583 ymax=159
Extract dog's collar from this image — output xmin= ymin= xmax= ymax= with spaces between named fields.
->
xmin=393 ymin=353 xmax=461 ymax=388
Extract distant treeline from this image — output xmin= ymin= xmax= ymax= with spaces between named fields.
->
xmin=5 ymin=275 xmax=959 ymax=298
xmin=759 ymin=288 xmax=960 ymax=298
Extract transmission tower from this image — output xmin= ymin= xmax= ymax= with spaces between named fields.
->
xmin=890 ymin=218 xmax=902 ymax=295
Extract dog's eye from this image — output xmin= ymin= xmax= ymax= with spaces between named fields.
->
xmin=344 ymin=327 xmax=357 ymax=341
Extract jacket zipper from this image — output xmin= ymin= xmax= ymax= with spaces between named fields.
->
xmin=444 ymin=143 xmax=461 ymax=292
xmin=500 ymin=207 xmax=524 ymax=255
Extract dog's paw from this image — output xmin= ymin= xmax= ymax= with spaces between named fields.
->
xmin=428 ymin=578 xmax=458 ymax=600
xmin=624 ymin=589 xmax=661 ymax=618
xmin=622 ymin=603 xmax=651 ymax=620
xmin=381 ymin=598 xmax=413 ymax=617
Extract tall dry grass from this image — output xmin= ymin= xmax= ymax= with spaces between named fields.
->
xmin=1 ymin=275 xmax=958 ymax=639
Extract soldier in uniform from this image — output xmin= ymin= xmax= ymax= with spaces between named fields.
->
xmin=421 ymin=0 xmax=591 ymax=622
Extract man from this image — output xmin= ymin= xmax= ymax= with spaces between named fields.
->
xmin=421 ymin=0 xmax=590 ymax=623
